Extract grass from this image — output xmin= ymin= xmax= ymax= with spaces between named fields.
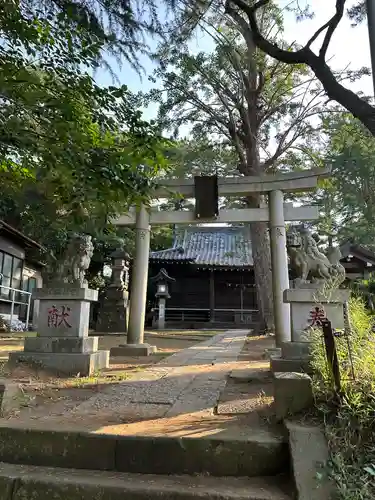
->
xmin=310 ymin=297 xmax=375 ymax=500
xmin=66 ymin=369 xmax=135 ymax=388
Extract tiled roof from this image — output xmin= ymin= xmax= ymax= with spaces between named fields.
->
xmin=150 ymin=226 xmax=253 ymax=267
xmin=340 ymin=241 xmax=375 ymax=263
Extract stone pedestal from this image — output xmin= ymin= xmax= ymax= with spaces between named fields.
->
xmin=285 ymin=288 xmax=350 ymax=342
xmin=9 ymin=287 xmax=109 ymax=376
xmin=273 ymin=372 xmax=314 ymax=420
xmin=96 ymin=287 xmax=129 ymax=333
xmin=270 ymin=287 xmax=350 ymax=374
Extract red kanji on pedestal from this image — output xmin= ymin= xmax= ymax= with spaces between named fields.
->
xmin=307 ymin=306 xmax=326 ymax=327
xmin=47 ymin=305 xmax=72 ymax=328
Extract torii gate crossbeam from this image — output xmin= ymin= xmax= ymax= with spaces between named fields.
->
xmin=113 ymin=168 xmax=329 ymax=354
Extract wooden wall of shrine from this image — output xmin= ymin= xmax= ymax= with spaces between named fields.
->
xmin=147 ymin=262 xmax=257 ymax=327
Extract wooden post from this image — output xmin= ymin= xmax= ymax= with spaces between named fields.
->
xmin=209 ymin=270 xmax=215 ymax=322
xmin=322 ymin=319 xmax=342 ymax=394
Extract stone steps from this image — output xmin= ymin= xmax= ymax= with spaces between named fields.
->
xmin=0 ymin=463 xmax=293 ymax=500
xmin=0 ymin=426 xmax=289 ymax=478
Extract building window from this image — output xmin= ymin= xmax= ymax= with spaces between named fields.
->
xmin=18 ymin=276 xmax=37 ymax=321
xmin=0 ymin=251 xmax=24 ymax=300
xmin=23 ymin=276 xmax=37 ymax=295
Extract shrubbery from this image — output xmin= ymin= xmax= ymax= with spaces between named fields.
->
xmin=310 ymin=297 xmax=375 ymax=500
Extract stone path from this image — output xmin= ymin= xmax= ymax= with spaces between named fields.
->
xmin=2 ymin=330 xmax=284 ymax=444
xmin=68 ymin=330 xmax=248 ymax=423
xmin=5 ymin=330 xmax=251 ymax=431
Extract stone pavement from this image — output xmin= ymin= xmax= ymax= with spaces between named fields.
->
xmin=13 ymin=330 xmax=249 ymax=430
xmin=71 ymin=329 xmax=248 ymax=422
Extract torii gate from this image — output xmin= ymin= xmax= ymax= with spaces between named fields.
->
xmin=113 ymin=168 xmax=329 ymax=351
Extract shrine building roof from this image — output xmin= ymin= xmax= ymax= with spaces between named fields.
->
xmin=340 ymin=241 xmax=375 ymax=265
xmin=150 ymin=226 xmax=253 ymax=267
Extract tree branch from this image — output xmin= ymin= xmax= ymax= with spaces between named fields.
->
xmin=319 ymin=0 xmax=346 ymax=60
xmin=230 ymin=0 xmax=375 ymax=136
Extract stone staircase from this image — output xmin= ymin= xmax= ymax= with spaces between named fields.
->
xmin=0 ymin=426 xmax=294 ymax=499
xmin=0 ymin=331 xmax=296 ymax=499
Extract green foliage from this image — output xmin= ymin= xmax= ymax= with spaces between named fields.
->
xmin=311 ymin=297 xmax=374 ymax=390
xmin=12 ymin=0 xmax=173 ymax=69
xmin=146 ymin=12 xmax=323 ymax=175
xmin=0 ymin=0 xmax=171 ymax=268
xmin=165 ymin=139 xmax=239 ymax=177
xmin=305 ymin=113 xmax=375 ymax=245
xmin=310 ymin=297 xmax=375 ymax=499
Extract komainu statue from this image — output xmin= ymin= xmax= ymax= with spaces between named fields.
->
xmin=286 ymin=225 xmax=345 ymax=287
xmin=42 ymin=234 xmax=94 ymax=288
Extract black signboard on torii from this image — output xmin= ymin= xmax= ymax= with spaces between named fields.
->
xmin=194 ymin=175 xmax=219 ymax=220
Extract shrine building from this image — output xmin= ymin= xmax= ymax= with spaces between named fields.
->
xmin=147 ymin=225 xmax=258 ymax=329
xmin=146 ymin=226 xmax=375 ymax=330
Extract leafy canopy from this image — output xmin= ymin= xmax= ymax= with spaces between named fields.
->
xmin=157 ymin=0 xmax=375 ymax=136
xmin=0 ymin=0 xmax=171 ymax=261
xmin=145 ymin=5 xmax=325 ymax=176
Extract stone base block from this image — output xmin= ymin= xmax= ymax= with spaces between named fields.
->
xmin=33 ymin=287 xmax=98 ymax=301
xmin=274 ymin=372 xmax=314 ymax=420
xmin=270 ymin=356 xmax=312 ymax=374
xmin=281 ymin=341 xmax=312 ymax=360
xmin=286 ymin=421 xmax=334 ymax=500
xmin=8 ymin=350 xmax=109 ymax=377
xmin=24 ymin=336 xmax=98 ymax=354
xmin=110 ymin=343 xmax=157 ymax=357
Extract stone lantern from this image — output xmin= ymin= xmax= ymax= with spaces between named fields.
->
xmin=96 ymin=247 xmax=130 ymax=333
xmin=150 ymin=268 xmax=175 ymax=330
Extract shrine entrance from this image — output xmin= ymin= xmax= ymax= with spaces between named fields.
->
xmin=113 ymin=168 xmax=329 ymax=348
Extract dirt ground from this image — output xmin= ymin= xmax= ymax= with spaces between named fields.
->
xmin=0 ymin=332 xmax=278 ymax=437
xmin=0 ymin=331 xmax=221 ymax=419
xmin=0 ymin=333 xmax=183 ymax=417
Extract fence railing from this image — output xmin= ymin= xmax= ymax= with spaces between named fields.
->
xmin=151 ymin=307 xmax=258 ymax=324
xmin=0 ymin=285 xmax=32 ymax=331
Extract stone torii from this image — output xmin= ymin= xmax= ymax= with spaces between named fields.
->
xmin=113 ymin=168 xmax=329 ymax=354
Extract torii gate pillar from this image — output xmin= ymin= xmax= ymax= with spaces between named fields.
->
xmin=111 ymin=204 xmax=156 ymax=357
xmin=269 ymin=190 xmax=291 ymax=345
xmin=128 ymin=204 xmax=151 ymax=344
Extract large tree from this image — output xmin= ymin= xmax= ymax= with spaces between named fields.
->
xmin=162 ymin=1 xmax=375 ymax=135
xmin=145 ymin=8 xmax=327 ymax=329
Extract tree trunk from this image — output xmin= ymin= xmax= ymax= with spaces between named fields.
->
xmin=247 ymin=195 xmax=274 ymax=332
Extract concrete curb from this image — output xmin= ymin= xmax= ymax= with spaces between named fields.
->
xmin=0 ymin=427 xmax=289 ymax=478
xmin=0 ymin=380 xmax=23 ymax=417
xmin=0 ymin=463 xmax=294 ymax=500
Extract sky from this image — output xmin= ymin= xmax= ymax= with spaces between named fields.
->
xmin=93 ymin=0 xmax=373 ymax=123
